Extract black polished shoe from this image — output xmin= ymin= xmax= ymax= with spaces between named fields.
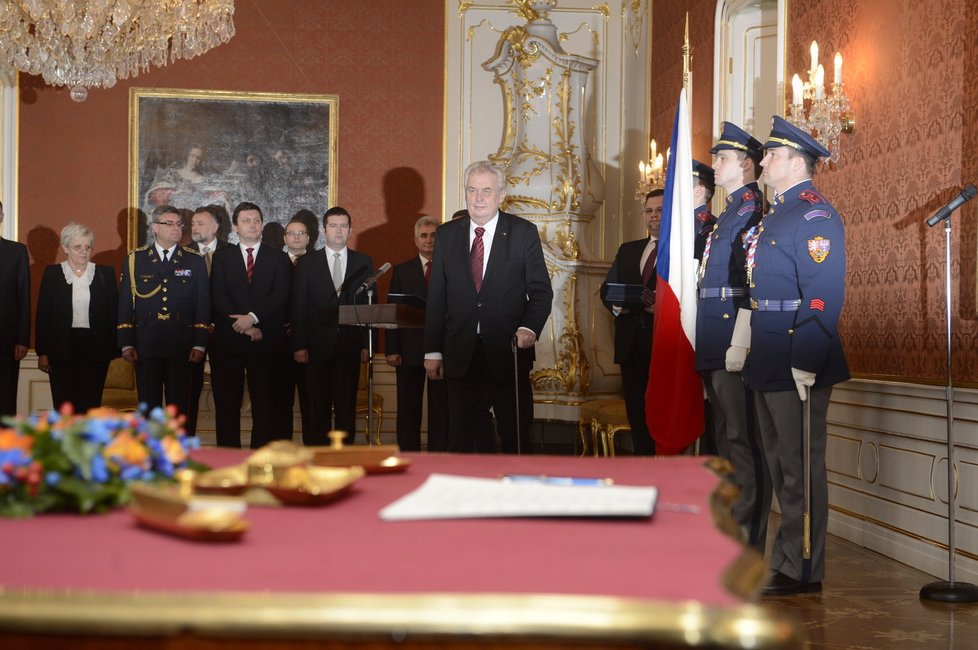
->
xmin=761 ymin=571 xmax=822 ymax=596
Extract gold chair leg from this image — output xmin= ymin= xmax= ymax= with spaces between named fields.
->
xmin=373 ymin=407 xmax=383 ymax=446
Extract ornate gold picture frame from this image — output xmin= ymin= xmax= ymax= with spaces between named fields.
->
xmin=128 ymin=88 xmax=338 ymax=249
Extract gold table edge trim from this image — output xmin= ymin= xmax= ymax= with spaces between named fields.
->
xmin=0 ymin=590 xmax=794 ymax=647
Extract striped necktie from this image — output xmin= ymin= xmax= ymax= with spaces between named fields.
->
xmin=471 ymin=227 xmax=485 ymax=292
xmin=246 ymin=247 xmax=254 ymax=283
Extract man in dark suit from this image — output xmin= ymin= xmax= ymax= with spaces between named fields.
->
xmin=185 ymin=205 xmax=232 ymax=437
xmin=210 ymin=202 xmax=292 ymax=449
xmin=600 ymin=189 xmax=663 ymax=456
xmin=292 ymin=206 xmax=373 ymax=445
xmin=275 ymin=218 xmax=315 ymax=442
xmin=0 ymin=201 xmax=30 ymax=418
xmin=423 ymin=161 xmax=553 ymax=454
xmin=385 ymin=215 xmax=448 ymax=451
xmin=118 ymin=204 xmax=210 ymax=415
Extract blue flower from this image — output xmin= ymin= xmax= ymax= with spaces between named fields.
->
xmin=89 ymin=454 xmax=109 ymax=483
xmin=45 ymin=471 xmax=61 ymax=486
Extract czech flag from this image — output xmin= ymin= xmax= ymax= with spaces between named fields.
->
xmin=645 ymin=88 xmax=704 ymax=455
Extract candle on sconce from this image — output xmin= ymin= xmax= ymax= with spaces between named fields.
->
xmin=791 ymin=74 xmax=803 ymax=106
xmin=814 ymin=64 xmax=825 ymax=100
xmin=650 ymin=139 xmax=657 ymax=160
xmin=810 ymin=41 xmax=819 ymax=75
xmin=654 ymin=153 xmax=663 ymax=175
xmin=639 ymin=161 xmax=646 ymax=183
xmin=834 ymin=52 xmax=843 ymax=85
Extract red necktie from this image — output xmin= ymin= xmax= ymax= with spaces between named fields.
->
xmin=471 ymin=227 xmax=485 ymax=292
xmin=246 ymin=247 xmax=254 ymax=284
xmin=641 ymin=240 xmax=657 ymax=285
xmin=424 ymin=260 xmax=431 ymax=287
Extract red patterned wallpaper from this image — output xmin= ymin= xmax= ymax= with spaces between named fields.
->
xmin=650 ymin=0 xmax=717 ymax=165
xmin=788 ymin=0 xmax=977 ymax=383
xmin=17 ymin=0 xmax=444 ymax=310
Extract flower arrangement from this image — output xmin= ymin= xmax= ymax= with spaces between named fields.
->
xmin=0 ymin=406 xmax=200 ymax=518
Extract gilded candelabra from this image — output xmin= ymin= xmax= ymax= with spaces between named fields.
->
xmin=786 ymin=41 xmax=854 ymax=164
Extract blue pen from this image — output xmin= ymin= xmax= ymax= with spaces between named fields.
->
xmin=502 ymin=474 xmax=614 ymax=487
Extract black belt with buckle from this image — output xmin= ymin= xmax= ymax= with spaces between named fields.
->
xmin=698 ymin=287 xmax=744 ymax=299
xmin=751 ymin=299 xmax=801 ymax=312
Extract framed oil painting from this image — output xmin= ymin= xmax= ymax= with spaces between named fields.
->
xmin=128 ymin=88 xmax=338 ymax=248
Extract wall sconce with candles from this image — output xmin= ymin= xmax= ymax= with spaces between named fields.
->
xmin=786 ymin=41 xmax=854 ymax=164
xmin=636 ymin=139 xmax=668 ymax=199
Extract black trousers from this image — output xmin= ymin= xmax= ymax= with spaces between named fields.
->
xmin=211 ymin=351 xmax=285 ymax=449
xmin=620 ymin=328 xmax=655 ymax=455
xmin=48 ymin=330 xmax=111 ymax=414
xmin=135 ymin=355 xmax=194 ymax=416
xmin=305 ymin=356 xmax=361 ymax=446
xmin=273 ymin=354 xmax=313 ymax=443
xmin=446 ymin=338 xmax=532 ymax=454
xmin=394 ymin=364 xmax=448 ymax=452
xmin=185 ymin=350 xmax=208 ymax=437
xmin=0 ymin=354 xmax=20 ymax=418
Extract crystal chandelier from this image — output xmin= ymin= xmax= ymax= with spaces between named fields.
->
xmin=0 ymin=1 xmax=236 ymax=102
xmin=786 ymin=41 xmax=854 ymax=165
xmin=635 ymin=138 xmax=667 ymax=199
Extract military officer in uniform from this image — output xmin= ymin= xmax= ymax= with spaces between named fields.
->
xmin=118 ymin=204 xmax=211 ymax=416
xmin=745 ymin=116 xmax=849 ymax=596
xmin=696 ymin=121 xmax=770 ymax=551
xmin=692 ymin=160 xmax=716 ymax=261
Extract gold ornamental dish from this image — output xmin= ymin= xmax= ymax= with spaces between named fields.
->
xmin=264 ymin=465 xmax=365 ymax=506
xmin=128 ymin=483 xmax=249 ymax=542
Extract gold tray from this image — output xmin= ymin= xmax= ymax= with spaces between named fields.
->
xmin=130 ymin=504 xmax=249 ymax=542
xmin=128 ymin=483 xmax=249 ymax=542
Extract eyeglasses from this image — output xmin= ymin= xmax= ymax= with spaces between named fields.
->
xmin=642 ymin=208 xmax=663 ymax=215
xmin=68 ymin=244 xmax=93 ymax=252
xmin=154 ymin=220 xmax=184 ymax=228
xmin=286 ymin=231 xmax=308 ymax=238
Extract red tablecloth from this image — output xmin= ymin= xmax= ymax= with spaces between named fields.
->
xmin=0 ymin=451 xmax=744 ymax=607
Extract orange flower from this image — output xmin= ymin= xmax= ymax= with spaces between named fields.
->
xmin=102 ymin=431 xmax=150 ymax=468
xmin=0 ymin=429 xmax=32 ymax=453
xmin=160 ymin=435 xmax=187 ymax=466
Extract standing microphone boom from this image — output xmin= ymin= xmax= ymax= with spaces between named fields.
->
xmin=354 ymin=262 xmax=392 ymax=295
xmin=927 ymin=184 xmax=977 ymax=227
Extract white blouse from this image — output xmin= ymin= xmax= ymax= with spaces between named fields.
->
xmin=60 ymin=261 xmax=95 ymax=329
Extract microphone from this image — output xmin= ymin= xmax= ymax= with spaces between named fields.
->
xmin=927 ymin=184 xmax=977 ymax=227
xmin=354 ymin=262 xmax=392 ymax=295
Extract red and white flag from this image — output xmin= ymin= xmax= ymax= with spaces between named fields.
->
xmin=645 ymin=88 xmax=704 ymax=455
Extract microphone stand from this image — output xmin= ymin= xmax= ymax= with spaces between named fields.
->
xmin=920 ymin=208 xmax=978 ymax=602
xmin=366 ymin=287 xmax=377 ymax=446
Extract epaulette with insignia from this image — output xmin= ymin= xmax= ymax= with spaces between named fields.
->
xmin=742 ymin=189 xmax=755 ymax=202
xmin=182 ymin=246 xmax=203 ymax=256
xmin=127 ymin=245 xmax=150 ymax=256
xmin=798 ymin=189 xmax=824 ymax=205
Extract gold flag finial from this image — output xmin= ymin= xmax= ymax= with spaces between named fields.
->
xmin=682 ymin=12 xmax=692 ymax=99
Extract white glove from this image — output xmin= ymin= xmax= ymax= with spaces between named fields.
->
xmin=792 ymin=367 xmax=816 ymax=401
xmin=725 ymin=308 xmax=752 ymax=372
xmin=730 ymin=308 xmax=752 ymax=347
xmin=725 ymin=345 xmax=748 ymax=372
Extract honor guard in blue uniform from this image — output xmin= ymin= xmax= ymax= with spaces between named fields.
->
xmin=118 ymin=205 xmax=211 ymax=417
xmin=746 ymin=116 xmax=850 ymax=596
xmin=692 ymin=160 xmax=717 ymax=261
xmin=695 ymin=122 xmax=771 ymax=551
